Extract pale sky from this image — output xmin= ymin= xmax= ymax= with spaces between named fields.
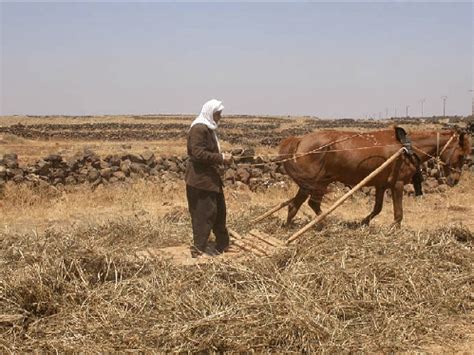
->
xmin=1 ymin=1 xmax=472 ymax=118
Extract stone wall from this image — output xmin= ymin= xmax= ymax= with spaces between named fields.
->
xmin=0 ymin=149 xmax=288 ymax=192
xmin=0 ymin=149 xmax=472 ymax=195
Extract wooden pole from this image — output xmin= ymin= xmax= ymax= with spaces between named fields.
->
xmin=286 ymin=148 xmax=405 ymax=245
xmin=252 ymin=198 xmax=293 ymax=223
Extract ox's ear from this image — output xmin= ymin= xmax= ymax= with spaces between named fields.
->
xmin=394 ymin=126 xmax=408 ymax=143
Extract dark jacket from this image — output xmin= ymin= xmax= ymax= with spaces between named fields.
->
xmin=185 ymin=124 xmax=224 ymax=192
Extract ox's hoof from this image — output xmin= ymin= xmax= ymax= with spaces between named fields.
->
xmin=360 ymin=217 xmax=371 ymax=226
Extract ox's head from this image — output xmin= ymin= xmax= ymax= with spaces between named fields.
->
xmin=440 ymin=131 xmax=472 ymax=186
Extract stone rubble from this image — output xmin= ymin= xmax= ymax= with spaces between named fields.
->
xmin=0 ymin=149 xmax=472 ymax=195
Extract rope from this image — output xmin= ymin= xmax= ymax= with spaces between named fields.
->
xmin=412 ymin=133 xmax=456 ymax=163
xmin=234 ymin=133 xmax=364 ymax=160
xmin=413 ymin=135 xmax=462 ymax=174
xmin=238 ymin=144 xmax=403 ymax=167
xmin=413 ymin=146 xmax=444 ymax=163
xmin=235 ymin=133 xmax=403 ymax=167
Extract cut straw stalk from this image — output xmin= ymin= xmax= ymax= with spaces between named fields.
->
xmin=287 ymin=148 xmax=405 ymax=244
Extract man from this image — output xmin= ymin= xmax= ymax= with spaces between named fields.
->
xmin=185 ymin=99 xmax=232 ymax=258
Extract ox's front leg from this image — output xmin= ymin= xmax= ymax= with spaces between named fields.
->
xmin=361 ymin=186 xmax=385 ymax=225
xmin=390 ymin=181 xmax=404 ymax=229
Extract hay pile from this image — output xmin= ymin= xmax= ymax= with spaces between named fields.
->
xmin=0 ymin=213 xmax=472 ymax=352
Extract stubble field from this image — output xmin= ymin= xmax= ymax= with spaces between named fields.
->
xmin=0 ymin=114 xmax=472 ymax=352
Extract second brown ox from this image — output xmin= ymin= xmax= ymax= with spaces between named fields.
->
xmin=279 ymin=127 xmax=471 ymax=228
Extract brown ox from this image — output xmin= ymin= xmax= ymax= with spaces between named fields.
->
xmin=279 ymin=128 xmax=471 ymax=228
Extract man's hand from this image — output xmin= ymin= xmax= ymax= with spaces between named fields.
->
xmin=222 ymin=153 xmax=233 ymax=164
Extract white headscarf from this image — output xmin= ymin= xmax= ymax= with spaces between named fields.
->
xmin=190 ymin=99 xmax=224 ymax=152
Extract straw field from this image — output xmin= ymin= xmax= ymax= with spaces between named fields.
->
xmin=0 ymin=115 xmax=473 ymax=352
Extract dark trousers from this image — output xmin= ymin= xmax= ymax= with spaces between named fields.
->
xmin=186 ymin=185 xmax=230 ymax=253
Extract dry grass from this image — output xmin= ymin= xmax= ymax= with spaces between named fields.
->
xmin=1 ymin=115 xmax=472 ymax=351
xmin=0 ymin=137 xmax=189 ymax=164
xmin=0 ymin=179 xmax=188 ymax=234
xmin=331 ymin=172 xmax=474 ymax=232
xmin=0 ymin=173 xmax=472 ymax=351
xmin=0 ymin=114 xmax=286 ymax=162
xmin=0 ymin=114 xmax=451 ymax=165
xmin=1 ymin=207 xmax=472 ymax=352
xmin=1 ymin=171 xmax=473 ymax=233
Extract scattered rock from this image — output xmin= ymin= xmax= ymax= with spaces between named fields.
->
xmin=3 ymin=153 xmax=18 ymax=168
xmin=35 ymin=160 xmax=51 ymax=175
xmin=120 ymin=160 xmax=132 ymax=175
xmin=106 ymin=154 xmax=122 ymax=167
xmin=45 ymin=154 xmax=62 ymax=164
xmin=113 ymin=171 xmax=126 ymax=181
xmin=66 ymin=157 xmax=81 ymax=171
xmin=8 ymin=168 xmax=24 ymax=178
xmin=12 ymin=175 xmax=24 ymax=183
xmin=126 ymin=153 xmax=144 ymax=164
xmin=236 ymin=167 xmax=251 ymax=184
xmin=130 ymin=162 xmax=148 ymax=175
xmin=87 ymin=168 xmax=100 ymax=182
xmin=100 ymin=168 xmax=113 ymax=179
xmin=141 ymin=151 xmax=155 ymax=165
xmin=99 ymin=160 xmax=109 ymax=170
xmin=167 ymin=161 xmax=180 ymax=173
xmin=65 ymin=176 xmax=77 ymax=185
xmin=50 ymin=169 xmax=65 ymax=181
xmin=83 ymin=149 xmax=100 ymax=163
xmin=224 ymin=169 xmax=236 ymax=182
